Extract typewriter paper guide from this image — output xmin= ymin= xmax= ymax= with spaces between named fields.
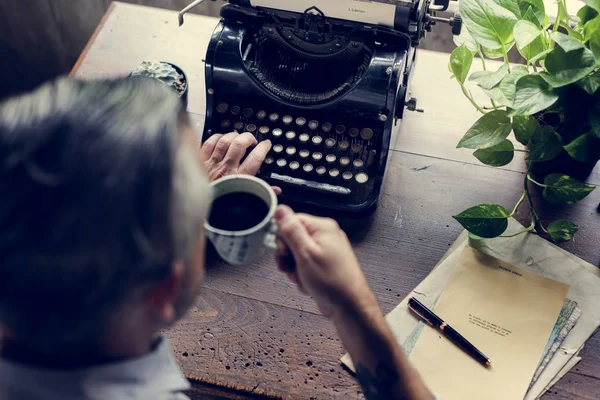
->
xmin=409 ymin=247 xmax=570 ymax=400
xmin=250 ymin=0 xmax=399 ymax=27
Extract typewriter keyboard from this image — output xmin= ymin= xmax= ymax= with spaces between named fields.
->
xmin=210 ymin=103 xmax=383 ymax=206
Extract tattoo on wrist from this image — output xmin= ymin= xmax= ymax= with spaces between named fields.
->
xmin=355 ymin=362 xmax=400 ymax=400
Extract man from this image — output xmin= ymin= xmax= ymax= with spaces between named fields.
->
xmin=0 ymin=77 xmax=434 ymax=399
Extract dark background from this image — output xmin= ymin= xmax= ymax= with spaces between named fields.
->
xmin=0 ymin=0 xmax=458 ymax=100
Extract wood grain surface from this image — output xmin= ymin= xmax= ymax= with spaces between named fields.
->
xmin=74 ymin=3 xmax=600 ymax=399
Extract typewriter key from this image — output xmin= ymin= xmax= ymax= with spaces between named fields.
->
xmin=340 ymin=157 xmax=351 ymax=167
xmin=234 ymin=121 xmax=245 ymax=131
xmin=312 ymin=136 xmax=323 ymax=146
xmin=351 ymin=144 xmax=363 ymax=154
xmin=289 ymin=161 xmax=300 ymax=171
xmin=296 ymin=117 xmax=307 ymax=128
xmin=342 ymin=171 xmax=353 ymax=181
xmin=312 ymin=152 xmax=323 ymax=161
xmin=259 ymin=126 xmax=270 ymax=135
xmin=273 ymin=144 xmax=284 ymax=154
xmin=360 ymin=128 xmax=374 ymax=141
xmin=286 ymin=146 xmax=297 ymax=156
xmin=339 ymin=141 xmax=350 ymax=151
xmin=277 ymin=159 xmax=288 ymax=168
xmin=367 ymin=150 xmax=377 ymax=166
xmin=316 ymin=166 xmax=327 ymax=176
xmin=349 ymin=128 xmax=359 ymax=138
xmin=326 ymin=154 xmax=337 ymax=164
xmin=303 ymin=163 xmax=314 ymax=173
xmin=246 ymin=124 xmax=257 ymax=134
xmin=217 ymin=103 xmax=229 ymax=114
xmin=256 ymin=110 xmax=267 ymax=120
xmin=353 ymin=159 xmax=364 ymax=169
xmin=272 ymin=128 xmax=283 ymax=138
xmin=325 ymin=138 xmax=336 ymax=148
xmin=336 ymin=125 xmax=346 ymax=135
xmin=299 ymin=149 xmax=310 ymax=159
xmin=282 ymin=115 xmax=294 ymax=125
xmin=230 ymin=106 xmax=241 ymax=116
xmin=322 ymin=123 xmax=333 ymax=133
xmin=355 ymin=172 xmax=369 ymax=184
xmin=286 ymin=131 xmax=296 ymax=141
xmin=329 ymin=169 xmax=340 ymax=178
xmin=269 ymin=113 xmax=280 ymax=123
xmin=308 ymin=120 xmax=319 ymax=130
xmin=243 ymin=108 xmax=254 ymax=118
xmin=264 ymin=156 xmax=274 ymax=165
xmin=299 ymin=133 xmax=310 ymax=144
xmin=221 ymin=119 xmax=231 ymax=129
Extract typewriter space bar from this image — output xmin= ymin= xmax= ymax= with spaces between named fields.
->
xmin=270 ymin=173 xmax=351 ymax=195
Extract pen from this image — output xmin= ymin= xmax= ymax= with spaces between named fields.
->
xmin=408 ymin=297 xmax=492 ymax=368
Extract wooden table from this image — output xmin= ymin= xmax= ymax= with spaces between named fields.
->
xmin=73 ymin=3 xmax=600 ymax=399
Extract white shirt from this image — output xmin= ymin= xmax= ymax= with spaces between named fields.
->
xmin=0 ymin=338 xmax=190 ymax=400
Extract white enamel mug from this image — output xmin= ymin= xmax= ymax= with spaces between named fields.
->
xmin=205 ymin=175 xmax=278 ymax=265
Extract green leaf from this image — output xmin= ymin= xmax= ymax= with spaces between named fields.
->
xmin=528 ymin=126 xmax=563 ymax=161
xmin=550 ymin=32 xmax=585 ymax=52
xmin=546 ymin=220 xmax=580 ymax=242
xmin=512 ymin=115 xmax=540 ymax=145
xmin=521 ymin=6 xmax=541 ymax=27
xmin=511 ymin=75 xmax=559 ymax=116
xmin=493 ymin=0 xmax=521 ymax=16
xmin=519 ymin=35 xmax=546 ymax=62
xmin=543 ymin=173 xmax=596 ymax=204
xmin=529 ymin=48 xmax=553 ymax=64
xmin=460 ymin=0 xmax=518 ymax=49
xmin=482 ymin=46 xmax=507 ymax=59
xmin=449 ymin=44 xmax=474 ymax=84
xmin=514 ymin=20 xmax=542 ymax=49
xmin=578 ymin=5 xmax=598 ymax=24
xmin=541 ymin=47 xmax=598 ymax=88
xmin=457 ymin=110 xmax=513 ymax=149
xmin=518 ymin=0 xmax=546 ymax=26
xmin=590 ymin=29 xmax=600 ymax=60
xmin=583 ymin=0 xmax=600 ymax=12
xmin=453 ymin=27 xmax=480 ymax=53
xmin=473 ymin=139 xmax=515 ymax=166
xmin=482 ymin=66 xmax=530 ymax=107
xmin=453 ymin=204 xmax=510 ymax=238
xmin=564 ymin=132 xmax=600 ymax=162
xmin=469 ymin=64 xmax=510 ymax=89
xmin=583 ymin=15 xmax=600 ymax=41
xmin=577 ymin=72 xmax=600 ymax=95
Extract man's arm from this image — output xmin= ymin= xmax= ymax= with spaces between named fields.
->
xmin=274 ymin=206 xmax=434 ymax=400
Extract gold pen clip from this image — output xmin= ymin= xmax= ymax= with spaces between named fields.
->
xmin=408 ymin=305 xmax=434 ymax=327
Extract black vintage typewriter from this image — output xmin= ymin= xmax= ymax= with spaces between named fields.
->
xmin=179 ymin=0 xmax=461 ymax=217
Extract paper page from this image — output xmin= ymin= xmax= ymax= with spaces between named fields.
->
xmin=249 ymin=0 xmax=397 ymax=27
xmin=409 ymin=247 xmax=570 ymax=400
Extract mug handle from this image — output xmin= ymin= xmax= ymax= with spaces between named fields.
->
xmin=264 ymin=219 xmax=278 ymax=250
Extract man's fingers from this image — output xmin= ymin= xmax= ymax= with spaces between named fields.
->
xmin=272 ymin=186 xmax=282 ymax=195
xmin=297 ymin=213 xmax=340 ymax=235
xmin=239 ymin=140 xmax=272 ymax=175
xmin=274 ymin=205 xmax=317 ymax=256
xmin=223 ymin=132 xmax=257 ymax=166
xmin=210 ymin=132 xmax=238 ymax=163
xmin=199 ymin=134 xmax=223 ymax=162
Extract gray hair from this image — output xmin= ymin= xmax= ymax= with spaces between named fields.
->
xmin=0 ymin=76 xmax=210 ymax=352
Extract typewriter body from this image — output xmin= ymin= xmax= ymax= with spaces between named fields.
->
xmin=180 ymin=0 xmax=460 ymax=217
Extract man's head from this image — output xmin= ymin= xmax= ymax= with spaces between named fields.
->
xmin=0 ymin=77 xmax=211 ymax=356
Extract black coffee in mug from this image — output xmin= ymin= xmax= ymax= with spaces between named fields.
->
xmin=209 ymin=192 xmax=270 ymax=232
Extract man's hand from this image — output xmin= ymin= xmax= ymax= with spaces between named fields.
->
xmin=200 ymin=132 xmax=269 ymax=179
xmin=273 ymin=205 xmax=378 ymax=319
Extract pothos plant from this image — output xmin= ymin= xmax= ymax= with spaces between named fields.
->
xmin=449 ymin=0 xmax=600 ymax=242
